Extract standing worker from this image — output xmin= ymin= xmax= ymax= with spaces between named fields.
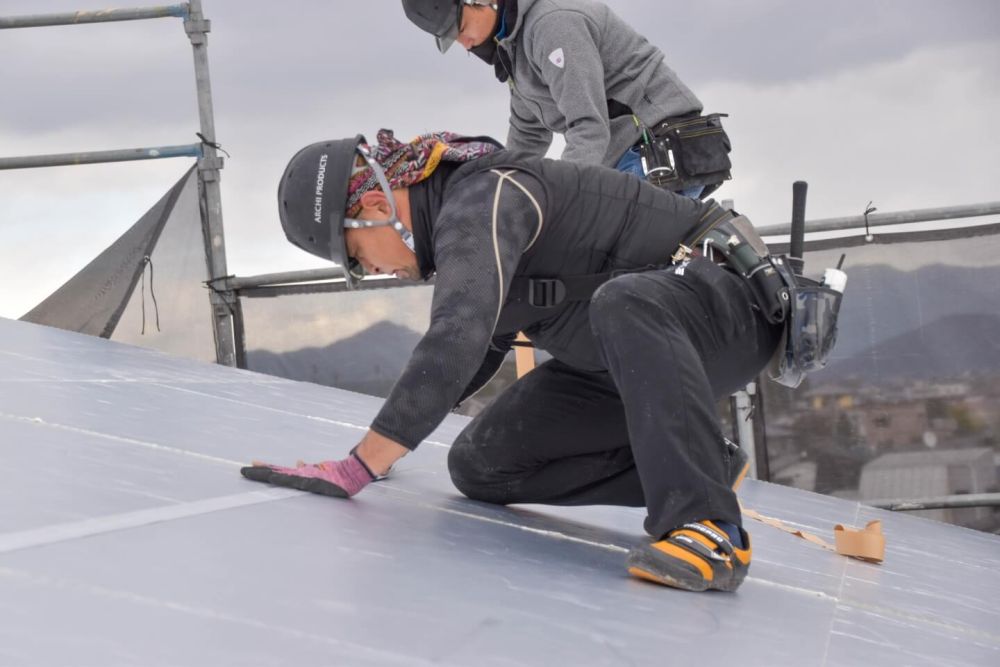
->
xmin=241 ymin=129 xmax=791 ymax=592
xmin=401 ymin=0 xmax=733 ymax=197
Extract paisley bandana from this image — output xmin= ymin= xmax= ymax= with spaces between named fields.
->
xmin=346 ymin=129 xmax=500 ymax=217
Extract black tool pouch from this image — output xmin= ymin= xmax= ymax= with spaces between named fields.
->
xmin=642 ymin=113 xmax=733 ymax=198
xmin=767 ymin=258 xmax=844 ymax=388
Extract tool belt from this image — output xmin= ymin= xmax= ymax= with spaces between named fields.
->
xmin=638 ymin=113 xmax=733 ymax=198
xmin=673 ymin=207 xmax=844 ymax=388
xmin=673 ymin=207 xmax=789 ymax=325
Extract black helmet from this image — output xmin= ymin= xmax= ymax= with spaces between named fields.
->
xmin=401 ymin=0 xmax=496 ymax=53
xmin=278 ymin=135 xmax=364 ymax=287
xmin=278 ymin=135 xmax=415 ymax=289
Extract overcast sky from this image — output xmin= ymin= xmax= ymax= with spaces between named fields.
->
xmin=1 ymin=0 xmax=998 ymax=318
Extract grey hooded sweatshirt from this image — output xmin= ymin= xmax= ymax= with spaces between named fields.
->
xmin=497 ymin=0 xmax=702 ymax=166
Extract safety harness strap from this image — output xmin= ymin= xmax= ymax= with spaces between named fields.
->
xmin=504 ymin=205 xmax=758 ymax=311
xmin=508 ymin=273 xmax=615 ymax=309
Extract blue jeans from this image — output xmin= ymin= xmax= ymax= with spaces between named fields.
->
xmin=615 ymin=146 xmax=704 ymax=199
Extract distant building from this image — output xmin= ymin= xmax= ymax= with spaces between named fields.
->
xmin=761 ymin=420 xmax=798 ymax=461
xmin=771 ymin=459 xmax=818 ymax=492
xmin=856 ymin=401 xmax=928 ymax=449
xmin=965 ymin=395 xmax=1000 ymax=433
xmin=905 ymin=382 xmax=970 ymax=401
xmin=805 ymin=386 xmax=857 ymax=411
xmin=859 ymin=448 xmax=998 ymax=530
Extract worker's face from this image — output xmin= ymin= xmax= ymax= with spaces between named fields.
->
xmin=456 ymin=5 xmax=498 ymax=50
xmin=344 ymin=196 xmax=420 ymax=282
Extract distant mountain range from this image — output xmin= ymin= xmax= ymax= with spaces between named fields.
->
xmin=801 ymin=261 xmax=1000 ymax=384
xmin=827 ymin=263 xmax=1000 ymax=362
xmin=818 ymin=312 xmax=1000 ymax=382
xmin=246 ymin=321 xmax=422 ymax=397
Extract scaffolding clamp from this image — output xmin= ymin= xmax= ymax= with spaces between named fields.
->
xmin=184 ymin=17 xmax=211 ymax=43
xmin=197 ymin=156 xmax=224 ymax=177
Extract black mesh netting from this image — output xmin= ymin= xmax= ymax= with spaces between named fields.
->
xmin=20 ymin=166 xmax=216 ymax=363
xmin=760 ymin=223 xmax=1000 ymax=530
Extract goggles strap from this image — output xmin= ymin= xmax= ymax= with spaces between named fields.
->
xmin=343 ymin=146 xmax=415 ymax=253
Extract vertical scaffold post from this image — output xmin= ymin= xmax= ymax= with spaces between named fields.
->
xmin=185 ymin=0 xmax=237 ymax=367
xmin=730 ymin=382 xmax=758 ymax=480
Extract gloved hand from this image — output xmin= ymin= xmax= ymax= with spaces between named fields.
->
xmin=240 ymin=447 xmax=378 ymax=498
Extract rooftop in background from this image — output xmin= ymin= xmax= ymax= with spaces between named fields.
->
xmin=865 ymin=447 xmax=996 ymax=470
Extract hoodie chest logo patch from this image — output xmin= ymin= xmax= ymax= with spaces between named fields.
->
xmin=548 ymin=48 xmax=565 ymax=69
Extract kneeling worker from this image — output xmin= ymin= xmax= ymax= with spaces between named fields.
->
xmin=242 ymin=129 xmax=783 ymax=592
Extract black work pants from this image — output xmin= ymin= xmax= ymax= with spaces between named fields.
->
xmin=448 ymin=259 xmax=781 ymax=538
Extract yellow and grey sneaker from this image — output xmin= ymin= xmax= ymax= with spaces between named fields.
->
xmin=626 ymin=521 xmax=751 ymax=592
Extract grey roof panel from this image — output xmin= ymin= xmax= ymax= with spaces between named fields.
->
xmin=865 ymin=447 xmax=995 ymax=468
xmin=1 ymin=316 xmax=999 ymax=666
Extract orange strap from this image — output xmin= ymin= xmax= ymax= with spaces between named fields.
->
xmin=514 ymin=332 xmax=536 ymax=378
xmin=743 ymin=507 xmax=885 ymax=564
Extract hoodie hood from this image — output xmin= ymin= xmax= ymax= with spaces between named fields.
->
xmin=500 ymin=0 xmax=534 ymax=42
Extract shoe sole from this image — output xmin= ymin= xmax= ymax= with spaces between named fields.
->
xmin=625 ymin=549 xmax=711 ymax=592
xmin=626 ymin=544 xmax=749 ymax=592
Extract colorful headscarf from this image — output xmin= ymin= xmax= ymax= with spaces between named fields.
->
xmin=346 ymin=129 xmax=501 ymax=217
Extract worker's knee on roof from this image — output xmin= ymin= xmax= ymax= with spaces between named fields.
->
xmin=448 ymin=432 xmax=514 ymax=505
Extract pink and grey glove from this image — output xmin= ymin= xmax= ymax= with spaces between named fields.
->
xmin=240 ymin=448 xmax=378 ymax=498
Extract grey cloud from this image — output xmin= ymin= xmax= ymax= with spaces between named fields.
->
xmin=4 ymin=0 xmax=997 ymax=136
xmin=614 ymin=0 xmax=1000 ymax=84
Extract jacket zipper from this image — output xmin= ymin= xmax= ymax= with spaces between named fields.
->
xmin=499 ymin=41 xmax=551 ymax=131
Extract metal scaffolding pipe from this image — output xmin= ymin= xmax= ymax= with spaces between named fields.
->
xmin=225 ymin=268 xmax=418 ymax=296
xmin=0 ymin=144 xmax=202 ymax=170
xmin=224 ymin=268 xmax=347 ymax=291
xmin=730 ymin=384 xmax=758 ymax=480
xmin=184 ymin=0 xmax=236 ymax=368
xmin=0 ymin=5 xmax=188 ymax=29
xmin=238 ymin=283 xmax=350 ymax=299
xmin=868 ymin=493 xmax=1000 ymax=511
xmin=238 ymin=278 xmax=418 ymax=299
xmin=757 ymin=201 xmax=1000 ymax=237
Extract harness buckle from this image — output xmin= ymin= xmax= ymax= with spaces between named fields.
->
xmin=528 ymin=278 xmax=567 ymax=308
xmin=671 ymin=243 xmax=692 ymax=264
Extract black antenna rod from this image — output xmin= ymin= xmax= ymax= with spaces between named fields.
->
xmin=789 ymin=180 xmax=808 ymax=275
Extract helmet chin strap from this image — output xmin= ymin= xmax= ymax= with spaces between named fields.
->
xmin=342 ymin=144 xmax=415 ymax=252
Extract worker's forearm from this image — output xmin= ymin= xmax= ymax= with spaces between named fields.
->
xmin=356 ymin=429 xmax=410 ymax=476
